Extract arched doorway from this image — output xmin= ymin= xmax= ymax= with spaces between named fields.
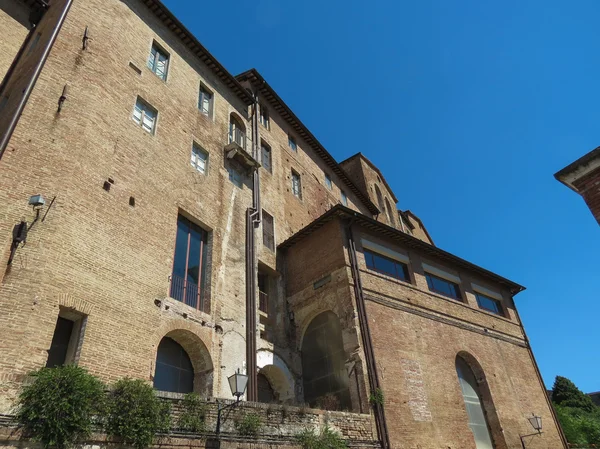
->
xmin=301 ymin=311 xmax=350 ymax=410
xmin=257 ymin=373 xmax=276 ymax=403
xmin=154 ymin=337 xmax=194 ymax=393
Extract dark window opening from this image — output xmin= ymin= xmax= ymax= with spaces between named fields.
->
xmin=364 ymin=249 xmax=410 ymax=282
xmin=262 ymin=210 xmax=274 ymax=251
xmin=258 ymin=373 xmax=275 ymax=403
xmin=475 ymin=293 xmax=503 ymax=315
xmin=46 ymin=313 xmax=86 ymax=368
xmin=170 ymin=215 xmax=209 ymax=312
xmin=153 ymin=337 xmax=194 ymax=393
xmin=258 ymin=272 xmax=269 ymax=314
xmin=261 ymin=141 xmax=272 ymax=173
xmin=425 ymin=272 xmax=461 ymax=300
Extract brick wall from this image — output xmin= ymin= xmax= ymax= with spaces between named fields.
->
xmin=573 ymin=166 xmax=600 ymax=225
xmin=0 ymin=1 xmax=29 ymax=82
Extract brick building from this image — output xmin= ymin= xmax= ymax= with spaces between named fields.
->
xmin=0 ymin=0 xmax=566 ymax=448
xmin=555 ymin=147 xmax=600 ymax=225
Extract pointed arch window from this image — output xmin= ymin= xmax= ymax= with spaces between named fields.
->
xmin=154 ymin=337 xmax=194 ymax=393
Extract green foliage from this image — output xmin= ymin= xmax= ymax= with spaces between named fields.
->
xmin=554 ymin=404 xmax=600 ymax=446
xmin=235 ymin=412 xmax=262 ymax=436
xmin=16 ymin=365 xmax=106 ymax=449
xmin=369 ymin=388 xmax=384 ymax=407
xmin=105 ymin=378 xmax=171 ymax=449
xmin=295 ymin=426 xmax=348 ymax=449
xmin=552 ymin=376 xmax=596 ymax=412
xmin=178 ymin=393 xmax=206 ymax=433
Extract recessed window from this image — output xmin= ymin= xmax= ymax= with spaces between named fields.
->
xmin=46 ymin=312 xmax=87 ymax=368
xmin=198 ymin=84 xmax=213 ymax=117
xmin=262 ymin=210 xmax=275 ymax=251
xmin=259 ymin=104 xmax=270 ymax=130
xmin=325 ymin=174 xmax=332 ymax=190
xmin=475 ymin=293 xmax=503 ymax=315
xmin=261 ymin=141 xmax=272 ymax=173
xmin=228 ymin=166 xmax=243 ymax=187
xmin=191 ymin=143 xmax=208 ymax=174
xmin=229 ymin=114 xmax=246 ymax=150
xmin=288 ymin=134 xmax=297 ymax=151
xmin=425 ymin=272 xmax=461 ymax=300
xmin=132 ymin=97 xmax=157 ymax=134
xmin=147 ymin=42 xmax=169 ymax=80
xmin=291 ymin=170 xmax=302 ymax=199
xmin=364 ymin=249 xmax=409 ymax=282
xmin=341 ymin=191 xmax=348 ymax=206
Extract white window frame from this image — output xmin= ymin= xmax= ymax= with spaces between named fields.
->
xmin=291 ymin=170 xmax=302 ymax=199
xmin=325 ymin=174 xmax=332 ymax=190
xmin=198 ymin=84 xmax=214 ymax=118
xmin=260 ymin=104 xmax=270 ymax=130
xmin=191 ymin=143 xmax=209 ymax=174
xmin=288 ymin=134 xmax=297 ymax=152
xmin=341 ymin=190 xmax=348 ymax=206
xmin=132 ymin=97 xmax=157 ymax=134
xmin=147 ymin=41 xmax=169 ymax=81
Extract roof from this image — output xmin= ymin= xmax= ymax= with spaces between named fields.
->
xmin=138 ymin=0 xmax=253 ymax=106
xmin=404 ymin=210 xmax=435 ymax=246
xmin=235 ymin=69 xmax=380 ymax=215
xmin=554 ymin=146 xmax=600 ymax=192
xmin=339 ymin=153 xmax=398 ymax=203
xmin=279 ymin=205 xmax=525 ymax=295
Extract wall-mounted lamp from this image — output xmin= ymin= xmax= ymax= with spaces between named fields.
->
xmin=8 ymin=195 xmax=54 ymax=265
xmin=215 ymin=369 xmax=248 ymax=435
xmin=520 ymin=413 xmax=542 ymax=448
xmin=57 ymin=85 xmax=69 ymax=113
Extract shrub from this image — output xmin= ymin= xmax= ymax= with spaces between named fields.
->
xmin=178 ymin=393 xmax=207 ymax=433
xmin=235 ymin=412 xmax=262 ymax=436
xmin=554 ymin=404 xmax=600 ymax=446
xmin=16 ymin=365 xmax=105 ymax=449
xmin=552 ymin=376 xmax=596 ymax=413
xmin=369 ymin=388 xmax=384 ymax=407
xmin=295 ymin=426 xmax=347 ymax=449
xmin=105 ymin=378 xmax=171 ymax=449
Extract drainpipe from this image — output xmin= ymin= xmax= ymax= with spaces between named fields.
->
xmin=0 ymin=0 xmax=74 ymax=161
xmin=345 ymin=219 xmax=391 ymax=449
xmin=245 ymin=91 xmax=261 ymax=402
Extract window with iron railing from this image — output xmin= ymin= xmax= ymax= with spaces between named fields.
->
xmin=229 ymin=116 xmax=246 ymax=150
xmin=258 ymin=272 xmax=269 ymax=314
xmin=170 ymin=215 xmax=209 ymax=312
xmin=262 ymin=210 xmax=274 ymax=251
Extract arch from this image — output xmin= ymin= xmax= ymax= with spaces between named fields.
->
xmin=301 ymin=311 xmax=351 ymax=410
xmin=154 ymin=337 xmax=194 ymax=393
xmin=153 ymin=328 xmax=213 ymax=396
xmin=385 ymin=198 xmax=396 ymax=226
xmin=257 ymin=372 xmax=276 ymax=403
xmin=455 ymin=352 xmax=506 ymax=449
xmin=374 ymin=185 xmax=385 ymax=214
xmin=257 ymin=349 xmax=295 ymax=402
xmin=229 ymin=112 xmax=246 ymax=149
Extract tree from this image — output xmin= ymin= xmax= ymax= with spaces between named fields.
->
xmin=552 ymin=376 xmax=596 ymax=413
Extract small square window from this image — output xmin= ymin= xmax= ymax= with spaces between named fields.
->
xmin=288 ymin=134 xmax=297 ymax=151
xmin=475 ymin=293 xmax=503 ymax=315
xmin=291 ymin=170 xmax=302 ymax=199
xmin=325 ymin=174 xmax=332 ymax=190
xmin=261 ymin=141 xmax=272 ymax=173
xmin=260 ymin=104 xmax=270 ymax=130
xmin=191 ymin=144 xmax=208 ymax=174
xmin=132 ymin=97 xmax=157 ymax=134
xmin=341 ymin=190 xmax=348 ymax=206
xmin=147 ymin=42 xmax=169 ymax=80
xmin=228 ymin=166 xmax=243 ymax=188
xmin=198 ymin=84 xmax=213 ymax=117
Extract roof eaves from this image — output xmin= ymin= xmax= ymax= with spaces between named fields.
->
xmin=279 ymin=205 xmax=524 ymax=294
xmin=554 ymin=146 xmax=600 ymax=192
xmin=236 ymin=69 xmax=380 ymax=215
xmin=142 ymin=0 xmax=253 ymax=106
xmin=340 ymin=152 xmax=399 ymax=203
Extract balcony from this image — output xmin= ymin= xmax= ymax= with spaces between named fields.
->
xmin=225 ymin=127 xmax=260 ymax=170
xmin=169 ymin=273 xmax=209 ymax=313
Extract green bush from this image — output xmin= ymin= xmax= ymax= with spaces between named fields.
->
xmin=178 ymin=393 xmax=207 ymax=433
xmin=554 ymin=404 xmax=600 ymax=446
xmin=235 ymin=412 xmax=262 ymax=436
xmin=105 ymin=378 xmax=171 ymax=449
xmin=16 ymin=365 xmax=105 ymax=449
xmin=369 ymin=388 xmax=384 ymax=407
xmin=295 ymin=426 xmax=347 ymax=449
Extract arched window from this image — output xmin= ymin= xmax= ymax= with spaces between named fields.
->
xmin=229 ymin=114 xmax=246 ymax=149
xmin=456 ymin=356 xmax=495 ymax=449
xmin=154 ymin=337 xmax=194 ymax=393
xmin=257 ymin=373 xmax=276 ymax=403
xmin=385 ymin=198 xmax=395 ymax=226
xmin=374 ymin=185 xmax=385 ymax=214
xmin=301 ymin=311 xmax=350 ymax=410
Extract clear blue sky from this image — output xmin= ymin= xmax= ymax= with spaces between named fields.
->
xmin=162 ymin=0 xmax=600 ymax=393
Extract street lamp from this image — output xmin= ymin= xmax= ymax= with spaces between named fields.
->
xmin=520 ymin=414 xmax=543 ymax=449
xmin=216 ymin=369 xmax=248 ymax=435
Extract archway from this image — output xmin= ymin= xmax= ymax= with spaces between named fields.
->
xmin=385 ymin=198 xmax=395 ymax=226
xmin=258 ymin=373 xmax=276 ymax=403
xmin=301 ymin=311 xmax=350 ymax=410
xmin=257 ymin=350 xmax=295 ymax=402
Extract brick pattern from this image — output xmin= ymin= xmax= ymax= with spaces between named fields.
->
xmin=0 ymin=2 xmax=29 ymax=83
xmin=573 ymin=166 xmax=600 ymax=225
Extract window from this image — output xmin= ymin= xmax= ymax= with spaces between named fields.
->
xmin=132 ymin=97 xmax=157 ymax=134
xmin=258 ymin=272 xmax=269 ymax=313
xmin=170 ymin=215 xmax=209 ymax=312
xmin=385 ymin=198 xmax=396 ymax=226
xmin=375 ymin=185 xmax=385 ymax=213
xmin=191 ymin=144 xmax=208 ymax=174
xmin=229 ymin=114 xmax=246 ymax=150
xmin=475 ymin=293 xmax=503 ymax=315
xmin=198 ymin=85 xmax=213 ymax=117
xmin=341 ymin=190 xmax=348 ymax=206
xmin=425 ymin=272 xmax=462 ymax=300
xmin=325 ymin=174 xmax=332 ymax=190
xmin=147 ymin=42 xmax=169 ymax=80
xmin=261 ymin=141 xmax=272 ymax=173
xmin=259 ymin=104 xmax=270 ymax=130
xmin=364 ymin=249 xmax=409 ymax=282
xmin=46 ymin=312 xmax=86 ymax=368
xmin=288 ymin=134 xmax=297 ymax=151
xmin=153 ymin=337 xmax=193 ymax=393
xmin=262 ymin=210 xmax=275 ymax=251
xmin=228 ymin=165 xmax=243 ymax=187
xmin=291 ymin=170 xmax=302 ymax=199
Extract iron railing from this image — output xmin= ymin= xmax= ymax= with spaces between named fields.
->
xmin=259 ymin=290 xmax=268 ymax=314
xmin=169 ymin=273 xmax=208 ymax=313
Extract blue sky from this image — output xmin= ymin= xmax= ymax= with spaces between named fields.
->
xmin=162 ymin=0 xmax=600 ymax=393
